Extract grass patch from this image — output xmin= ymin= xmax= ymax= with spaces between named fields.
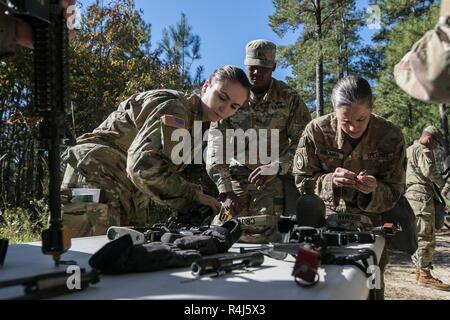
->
xmin=0 ymin=199 xmax=49 ymax=243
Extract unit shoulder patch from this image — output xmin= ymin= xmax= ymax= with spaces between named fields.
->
xmin=161 ymin=114 xmax=186 ymax=129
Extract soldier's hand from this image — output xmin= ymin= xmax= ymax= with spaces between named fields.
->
xmin=196 ymin=193 xmax=221 ymax=215
xmin=248 ymin=164 xmax=278 ymax=190
xmin=218 ymin=192 xmax=244 ymax=216
xmin=189 ymin=183 xmax=203 ymax=194
xmin=354 ymin=174 xmax=377 ymax=194
xmin=331 ymin=167 xmax=357 ymax=187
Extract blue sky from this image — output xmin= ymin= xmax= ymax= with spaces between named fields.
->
xmin=83 ymin=0 xmax=378 ymax=81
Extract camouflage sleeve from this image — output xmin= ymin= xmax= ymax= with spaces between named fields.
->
xmin=206 ymin=120 xmax=234 ymax=193
xmin=356 ymin=134 xmax=406 ymax=213
xmin=126 ymin=100 xmax=198 ymax=211
xmin=0 ymin=12 xmax=16 ymax=59
xmin=293 ymin=123 xmax=335 ymax=203
xmin=278 ymin=94 xmax=311 ymax=175
xmin=418 ymin=148 xmax=446 ymax=188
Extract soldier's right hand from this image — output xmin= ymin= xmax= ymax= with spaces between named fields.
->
xmin=331 ymin=167 xmax=357 ymax=188
xmin=196 ymin=193 xmax=222 ymax=215
xmin=218 ymin=192 xmax=244 ymax=216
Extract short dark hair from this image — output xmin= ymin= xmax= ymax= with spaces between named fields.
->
xmin=331 ymin=75 xmax=373 ymax=109
xmin=209 ymin=65 xmax=252 ymax=90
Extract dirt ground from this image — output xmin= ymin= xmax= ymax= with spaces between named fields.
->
xmin=384 ymin=228 xmax=450 ymax=300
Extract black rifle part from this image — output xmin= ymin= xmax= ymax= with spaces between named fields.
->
xmin=3 ymin=0 xmax=74 ymax=264
xmin=0 ymin=238 xmax=8 ymax=266
xmin=135 ymin=205 xmax=214 ymax=243
xmin=242 ymin=224 xmax=381 ymax=288
xmin=191 ymin=252 xmax=264 ymax=278
xmin=0 ymin=268 xmax=100 ymax=300
xmin=34 ymin=1 xmax=72 ymax=264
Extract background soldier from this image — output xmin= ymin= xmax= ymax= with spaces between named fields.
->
xmin=61 ymin=65 xmax=251 ymax=237
xmin=293 ymin=75 xmax=417 ymax=299
xmin=206 ymin=39 xmax=311 ymax=243
xmin=405 ymin=126 xmax=450 ymax=290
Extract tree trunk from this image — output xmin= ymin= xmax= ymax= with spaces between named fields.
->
xmin=407 ymin=102 xmax=413 ymax=127
xmin=439 ymin=103 xmax=449 ymax=156
xmin=314 ymin=0 xmax=324 ymax=116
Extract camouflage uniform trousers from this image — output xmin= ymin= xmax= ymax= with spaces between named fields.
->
xmin=61 ymin=144 xmax=150 ymax=238
xmin=405 ymin=188 xmax=439 ymax=270
xmin=228 ymin=166 xmax=285 ymax=243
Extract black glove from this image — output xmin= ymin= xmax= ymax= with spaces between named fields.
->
xmin=126 ymin=243 xmax=201 ymax=273
xmin=173 ymin=235 xmax=221 ymax=255
xmin=174 ymin=219 xmax=242 ymax=255
xmin=88 ymin=233 xmax=134 ymax=274
xmin=89 ymin=234 xmax=201 ymax=274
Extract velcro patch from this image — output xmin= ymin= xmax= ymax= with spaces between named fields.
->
xmin=161 ymin=115 xmax=185 ymax=129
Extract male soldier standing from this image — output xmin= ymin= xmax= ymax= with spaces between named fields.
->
xmin=405 ymin=126 xmax=450 ymax=290
xmin=61 ymin=65 xmax=251 ymax=237
xmin=206 ymin=39 xmax=311 ymax=243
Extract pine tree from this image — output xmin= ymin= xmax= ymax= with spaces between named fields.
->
xmin=269 ymin=0 xmax=365 ymax=116
xmin=158 ymin=12 xmax=203 ymax=85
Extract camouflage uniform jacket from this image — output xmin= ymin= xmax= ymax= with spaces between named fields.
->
xmin=293 ymin=113 xmax=406 ymax=214
xmin=0 ymin=10 xmax=15 ymax=59
xmin=207 ymin=78 xmax=311 ymax=193
xmin=62 ymin=90 xmax=204 ymax=211
xmin=406 ymin=141 xmax=445 ymax=199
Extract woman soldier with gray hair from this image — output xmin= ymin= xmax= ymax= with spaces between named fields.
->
xmin=293 ymin=75 xmax=417 ymax=299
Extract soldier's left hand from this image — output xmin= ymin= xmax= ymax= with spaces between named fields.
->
xmin=354 ymin=174 xmax=377 ymax=194
xmin=248 ymin=164 xmax=278 ymax=190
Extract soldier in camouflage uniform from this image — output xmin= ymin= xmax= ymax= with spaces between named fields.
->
xmin=61 ymin=65 xmax=251 ymax=237
xmin=206 ymin=40 xmax=311 ymax=243
xmin=394 ymin=0 xmax=450 ymax=103
xmin=293 ymin=75 xmax=407 ymax=222
xmin=293 ymin=75 xmax=413 ymax=299
xmin=405 ymin=126 xmax=450 ymax=290
xmin=440 ymin=155 xmax=450 ymax=200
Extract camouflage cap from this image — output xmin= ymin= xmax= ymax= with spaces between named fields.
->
xmin=245 ymin=39 xmax=276 ymax=68
xmin=423 ymin=125 xmax=444 ymax=146
xmin=394 ymin=20 xmax=450 ymax=104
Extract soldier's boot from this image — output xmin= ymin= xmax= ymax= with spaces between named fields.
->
xmin=417 ymin=269 xmax=450 ymax=291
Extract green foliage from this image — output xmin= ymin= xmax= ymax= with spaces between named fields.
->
xmin=0 ymin=199 xmax=49 ymax=243
xmin=69 ymin=0 xmax=182 ymax=135
xmin=269 ymin=0 xmax=369 ymax=114
xmin=157 ymin=12 xmax=204 ymax=85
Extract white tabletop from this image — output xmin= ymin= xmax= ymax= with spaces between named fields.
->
xmin=0 ymin=235 xmax=385 ymax=300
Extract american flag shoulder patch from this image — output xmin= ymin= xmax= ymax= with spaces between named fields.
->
xmin=161 ymin=114 xmax=186 ymax=129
